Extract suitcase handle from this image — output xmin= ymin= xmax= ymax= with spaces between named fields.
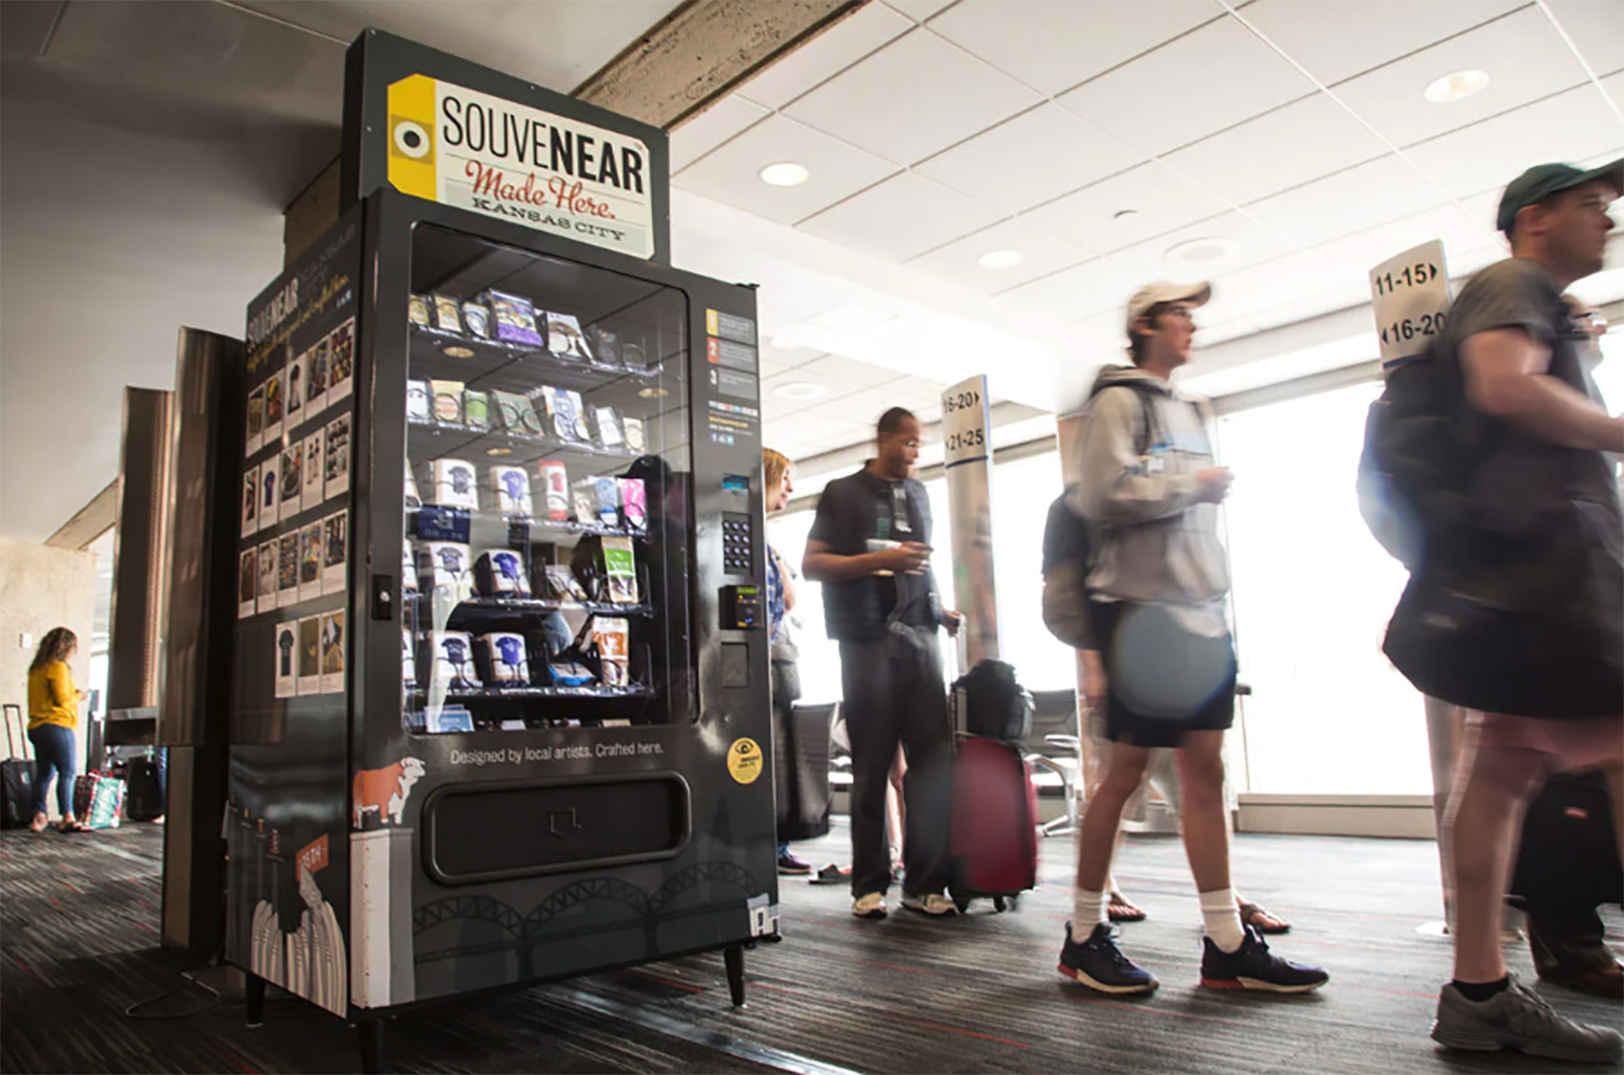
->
xmin=4 ymin=704 xmax=27 ymax=760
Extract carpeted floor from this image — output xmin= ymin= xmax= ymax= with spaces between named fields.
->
xmin=2 ymin=819 xmax=1620 ymax=1074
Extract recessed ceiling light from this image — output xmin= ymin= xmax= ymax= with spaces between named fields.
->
xmin=638 ymin=386 xmax=669 ymax=399
xmin=485 ymin=446 xmax=513 ymax=457
xmin=774 ymin=381 xmax=827 ymax=401
xmin=1423 ymin=69 xmax=1490 ymax=104
xmin=759 ymin=162 xmax=809 ymax=187
xmin=1113 ymin=208 xmax=1139 ymax=222
xmin=977 ymin=250 xmax=1023 ymax=270
xmin=1166 ymin=236 xmax=1242 ymax=271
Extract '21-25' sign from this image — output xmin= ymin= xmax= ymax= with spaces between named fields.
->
xmin=386 ymin=74 xmax=654 ymax=259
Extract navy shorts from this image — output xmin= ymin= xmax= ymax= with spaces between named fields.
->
xmin=1088 ymin=599 xmax=1236 ymax=749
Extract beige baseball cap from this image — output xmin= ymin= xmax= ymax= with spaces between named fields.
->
xmin=1125 ymin=280 xmax=1212 ymax=333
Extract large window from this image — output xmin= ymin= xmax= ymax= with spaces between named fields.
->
xmin=1215 ymin=380 xmax=1429 ymax=795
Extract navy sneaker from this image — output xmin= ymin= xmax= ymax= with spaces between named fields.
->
xmin=1200 ymin=925 xmax=1328 ymax=993
xmin=1057 ymin=921 xmax=1159 ymax=995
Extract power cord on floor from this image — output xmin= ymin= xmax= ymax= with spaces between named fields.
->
xmin=124 ymin=945 xmax=224 ymax=1021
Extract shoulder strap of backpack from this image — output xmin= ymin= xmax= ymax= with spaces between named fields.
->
xmin=1090 ymin=381 xmax=1164 ymax=457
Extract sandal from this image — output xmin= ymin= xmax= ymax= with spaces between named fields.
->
xmin=58 ymin=820 xmax=91 ymax=834
xmin=809 ymin=863 xmax=851 ymax=886
xmin=1107 ymin=892 xmax=1147 ymax=923
xmin=1238 ymin=900 xmax=1291 ymax=935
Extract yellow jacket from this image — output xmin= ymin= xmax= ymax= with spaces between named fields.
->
xmin=27 ymin=661 xmax=78 ymax=730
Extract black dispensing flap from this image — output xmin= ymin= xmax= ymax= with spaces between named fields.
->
xmin=422 ymin=772 xmax=691 ymax=884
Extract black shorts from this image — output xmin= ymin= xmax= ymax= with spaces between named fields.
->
xmin=1088 ymin=598 xmax=1236 ymax=749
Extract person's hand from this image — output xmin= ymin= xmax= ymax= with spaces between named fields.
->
xmin=941 ymin=609 xmax=964 ymax=636
xmin=1195 ymin=466 xmax=1234 ymax=504
xmin=1079 ymin=650 xmax=1107 ymax=711
xmin=877 ymin=542 xmax=932 ymax=575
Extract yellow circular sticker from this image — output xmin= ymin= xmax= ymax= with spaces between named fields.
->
xmin=727 ymin=738 xmax=763 ymax=785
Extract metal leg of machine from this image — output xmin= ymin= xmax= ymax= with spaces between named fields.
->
xmin=358 ymin=1019 xmax=385 ymax=1074
xmin=245 ymin=973 xmax=266 ymax=1028
xmin=724 ymin=945 xmax=746 ymax=1008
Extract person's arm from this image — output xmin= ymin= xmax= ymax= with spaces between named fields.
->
xmin=802 ymin=538 xmax=927 ymax=582
xmin=1460 ymin=327 xmax=1624 ymax=452
xmin=47 ymin=663 xmax=77 ymax=709
xmin=1071 ymin=388 xmax=1228 ymax=525
xmin=774 ymin=548 xmax=798 ymax=612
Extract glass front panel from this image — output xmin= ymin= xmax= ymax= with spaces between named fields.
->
xmin=403 ymin=223 xmax=690 ymax=734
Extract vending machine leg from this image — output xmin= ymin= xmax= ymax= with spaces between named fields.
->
xmin=245 ymin=973 xmax=266 ymax=1028
xmin=724 ymin=944 xmax=746 ymax=1008
xmin=358 ymin=1018 xmax=385 ymax=1074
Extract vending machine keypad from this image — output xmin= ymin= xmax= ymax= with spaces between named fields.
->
xmin=722 ymin=512 xmax=753 ymax=575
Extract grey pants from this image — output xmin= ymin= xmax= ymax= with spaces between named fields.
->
xmin=838 ymin=627 xmax=952 ymax=898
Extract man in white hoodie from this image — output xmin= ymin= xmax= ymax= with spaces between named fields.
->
xmin=1055 ymin=281 xmax=1327 ymax=996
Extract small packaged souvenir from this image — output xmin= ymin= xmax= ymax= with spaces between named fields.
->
xmin=277 ymin=532 xmax=300 ymax=606
xmin=432 ymin=294 xmax=464 ymax=334
xmin=545 ymin=312 xmax=593 ymax=362
xmin=602 ymin=536 xmax=638 ymax=604
xmin=475 ymin=549 xmax=530 ymax=597
xmin=621 ymin=337 xmax=647 ymax=371
xmin=622 ymin=417 xmax=646 ymax=454
xmin=285 ymin=350 xmax=305 ymax=424
xmin=594 ymin=477 xmax=620 ymax=527
xmin=280 ymin=443 xmax=303 ymax=510
xmin=402 ymin=628 xmax=416 ymax=686
xmin=566 ymin=390 xmax=592 ymax=442
xmin=308 ymin=338 xmax=330 ymax=411
xmin=241 ymin=470 xmax=259 ymax=536
xmin=426 ymin=630 xmax=480 ymax=689
xmin=572 ymin=486 xmax=597 ymax=526
xmin=264 ymin=369 xmax=284 ymax=431
xmin=594 ymin=406 xmax=623 ymax=450
xmin=324 ymin=414 xmax=351 ymax=499
xmin=478 ymin=632 xmax=530 ymax=684
xmin=406 ymin=380 xmax=431 ymax=422
xmin=490 ymin=465 xmax=533 ymax=518
xmin=322 ymin=511 xmax=347 ymax=593
xmin=484 ymin=290 xmax=544 ymax=347
xmin=327 ymin=320 xmax=354 ymax=401
xmin=544 ymin=564 xmax=589 ymax=602
xmin=297 ymin=615 xmax=322 ymax=695
xmin=257 ymin=538 xmax=278 ymax=615
xmin=299 ymin=522 xmax=323 ymax=601
xmin=408 ymin=293 xmax=432 ymax=327
xmin=420 ymin=541 xmax=472 ymax=589
xmin=589 ymin=325 xmax=621 ymax=369
xmin=617 ymin=478 xmax=647 ymax=531
xmin=245 ymin=386 xmax=265 ymax=451
xmin=238 ymin=548 xmax=257 ymax=619
xmin=402 ymin=543 xmax=419 ymax=593
xmin=274 ymin=621 xmax=297 ymax=698
xmin=493 ymin=390 xmax=541 ymax=435
xmin=404 ymin=462 xmax=422 ymax=511
xmin=536 ymin=461 xmax=569 ymax=521
xmin=427 ymin=459 xmax=478 ymax=510
xmin=592 ymin=617 xmax=630 ymax=687
xmin=461 ymin=300 xmax=491 ymax=340
xmin=541 ymin=387 xmax=575 ymax=441
xmin=430 ymin=379 xmax=465 ymax=424
xmin=414 ymin=505 xmax=470 ymax=543
xmin=463 ymin=390 xmax=490 ymax=431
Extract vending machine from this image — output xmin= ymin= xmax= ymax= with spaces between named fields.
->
xmin=222 ymin=33 xmax=776 ymax=1066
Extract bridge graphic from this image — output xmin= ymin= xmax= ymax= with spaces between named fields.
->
xmin=412 ymin=862 xmax=762 ymax=977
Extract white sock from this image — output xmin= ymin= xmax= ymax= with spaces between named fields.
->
xmin=1072 ymin=888 xmax=1107 ymax=933
xmin=1200 ymin=888 xmax=1245 ymax=953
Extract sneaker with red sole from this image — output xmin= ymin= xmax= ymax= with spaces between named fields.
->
xmin=1200 ymin=925 xmax=1327 ymax=992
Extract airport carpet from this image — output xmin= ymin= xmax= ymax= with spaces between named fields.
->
xmin=2 ymin=820 xmax=1620 ymax=1074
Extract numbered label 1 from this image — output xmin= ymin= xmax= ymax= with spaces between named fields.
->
xmin=1369 ymin=239 xmax=1451 ymax=371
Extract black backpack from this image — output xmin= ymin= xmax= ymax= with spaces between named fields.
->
xmin=952 ymin=659 xmax=1032 ymax=742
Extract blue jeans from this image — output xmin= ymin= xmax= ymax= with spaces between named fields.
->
xmin=27 ymin=724 xmax=76 ymax=818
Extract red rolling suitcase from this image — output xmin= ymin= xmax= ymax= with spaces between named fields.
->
xmin=948 ymin=736 xmax=1039 ymax=913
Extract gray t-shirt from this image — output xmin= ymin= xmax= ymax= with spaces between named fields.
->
xmin=1442 ymin=258 xmax=1621 ymax=538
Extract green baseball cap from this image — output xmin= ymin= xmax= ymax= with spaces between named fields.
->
xmin=1496 ymin=158 xmax=1624 ymax=235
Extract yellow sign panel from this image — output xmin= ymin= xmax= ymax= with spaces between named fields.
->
xmin=726 ymin=738 xmax=763 ymax=785
xmin=385 ymin=74 xmax=437 ymax=201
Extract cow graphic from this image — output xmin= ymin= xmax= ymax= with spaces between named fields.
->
xmin=352 ymin=757 xmax=425 ymax=830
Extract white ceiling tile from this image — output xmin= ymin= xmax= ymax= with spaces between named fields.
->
xmin=1333 ymin=7 xmax=1592 ymax=149
xmin=913 ymin=103 xmax=1147 ymax=214
xmin=761 ymin=364 xmax=850 ymax=402
xmin=907 ymin=217 xmax=1094 ymax=294
xmin=1057 ymin=16 xmax=1317 ymax=156
xmin=1106 ymin=211 xmax=1298 ymax=288
xmin=736 ymin=3 xmax=914 ymax=109
xmin=1019 ymin=161 xmax=1232 ymax=254
xmin=1244 ymin=154 xmax=1452 ymax=247
xmin=804 ymin=383 xmax=920 ymax=428
xmin=756 ymin=345 xmax=826 ymax=378
xmin=1404 ymin=83 xmax=1624 ymax=198
xmin=672 ymin=115 xmax=899 ymax=225
xmin=885 ymin=0 xmax=957 ymax=22
xmin=887 ymin=375 xmax=951 ymax=407
xmin=1546 ymin=0 xmax=1624 ymax=80
xmin=782 ymin=28 xmax=1042 ymax=165
xmin=929 ymin=0 xmax=1223 ymax=97
xmin=670 ymin=94 xmax=770 ymax=172
xmin=794 ymin=354 xmax=910 ymax=390
xmin=1162 ymin=93 xmax=1388 ymax=204
xmin=797 ymin=171 xmax=1003 ymax=261
xmin=1304 ymin=203 xmax=1494 ymax=287
xmin=1237 ymin=0 xmax=1523 ymax=86
xmin=764 ymin=412 xmax=872 ymax=457
xmin=993 ymin=255 xmax=1140 ymax=325
xmin=1198 ymin=249 xmax=1346 ymax=324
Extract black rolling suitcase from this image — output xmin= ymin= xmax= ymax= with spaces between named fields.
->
xmin=1510 ymin=770 xmax=1622 ymax=911
xmin=2 ymin=704 xmax=37 ymax=829
xmin=774 ymin=702 xmax=833 ymax=842
xmin=124 ymin=754 xmax=165 ymax=822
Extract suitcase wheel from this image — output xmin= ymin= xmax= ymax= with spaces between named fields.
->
xmin=992 ymin=896 xmax=1006 ymax=913
xmin=951 ymin=887 xmax=972 ymax=915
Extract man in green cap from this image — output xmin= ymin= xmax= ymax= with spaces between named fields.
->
xmin=1392 ymin=158 xmax=1624 ymax=1061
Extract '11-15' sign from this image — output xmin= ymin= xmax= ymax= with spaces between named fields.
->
xmin=1370 ymin=240 xmax=1451 ymax=371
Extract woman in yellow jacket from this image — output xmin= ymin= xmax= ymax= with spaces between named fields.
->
xmin=26 ymin=627 xmax=88 ymax=833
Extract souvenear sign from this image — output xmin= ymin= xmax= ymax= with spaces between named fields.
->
xmin=387 ymin=74 xmax=654 ymax=258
